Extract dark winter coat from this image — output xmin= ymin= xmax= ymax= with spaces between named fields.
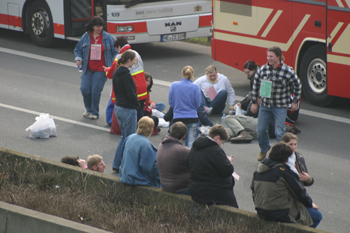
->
xmin=250 ymin=158 xmax=313 ymax=226
xmin=188 ymin=135 xmax=238 ymax=208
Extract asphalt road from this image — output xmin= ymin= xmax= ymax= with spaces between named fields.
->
xmin=1 ymin=29 xmax=350 ymax=233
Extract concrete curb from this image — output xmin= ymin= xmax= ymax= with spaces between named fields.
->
xmin=0 ymin=147 xmax=329 ymax=233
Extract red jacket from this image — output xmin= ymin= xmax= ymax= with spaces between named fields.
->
xmin=105 ymin=44 xmax=147 ymax=103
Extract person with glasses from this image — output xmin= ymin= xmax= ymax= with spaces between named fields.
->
xmin=188 ymin=125 xmax=238 ymax=208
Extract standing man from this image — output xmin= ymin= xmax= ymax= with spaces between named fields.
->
xmin=194 ymin=65 xmax=235 ymax=115
xmin=250 ymin=46 xmax=302 ymax=161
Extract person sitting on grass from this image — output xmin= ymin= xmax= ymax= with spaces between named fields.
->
xmin=119 ymin=116 xmax=161 ymax=188
xmin=251 ymin=142 xmax=322 ymax=228
xmin=87 ymin=154 xmax=106 ymax=173
xmin=157 ymin=122 xmax=190 ymax=195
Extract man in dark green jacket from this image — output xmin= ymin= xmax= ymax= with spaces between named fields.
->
xmin=251 ymin=142 xmax=322 ymax=228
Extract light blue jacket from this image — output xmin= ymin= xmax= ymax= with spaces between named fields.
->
xmin=74 ymin=31 xmax=117 ymax=73
xmin=168 ymin=78 xmax=201 ymax=119
xmin=119 ymin=133 xmax=161 ymax=188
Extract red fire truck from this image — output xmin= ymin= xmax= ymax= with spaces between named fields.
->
xmin=211 ymin=0 xmax=350 ymax=106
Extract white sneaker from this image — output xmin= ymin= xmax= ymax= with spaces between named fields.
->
xmin=204 ymin=107 xmax=213 ymax=116
xmin=83 ymin=111 xmax=91 ymax=118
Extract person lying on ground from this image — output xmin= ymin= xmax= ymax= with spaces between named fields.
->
xmin=87 ymin=154 xmax=106 ymax=173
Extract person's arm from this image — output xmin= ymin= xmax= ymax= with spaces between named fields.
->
xmin=194 ymin=85 xmax=202 ymax=109
xmin=74 ymin=32 xmax=87 ymax=63
xmin=139 ymin=144 xmax=159 ymax=179
xmin=168 ymin=84 xmax=175 ymax=108
xmin=124 ymin=74 xmax=140 ymax=108
xmin=105 ymin=59 xmax=118 ymax=79
xmin=290 ymin=69 xmax=302 ymax=111
xmin=207 ymin=149 xmax=234 ymax=177
xmin=250 ymin=69 xmax=261 ymax=114
xmin=283 ymin=168 xmax=313 ymax=207
xmin=223 ymin=75 xmax=235 ymax=109
xmin=163 ymin=107 xmax=173 ymax=122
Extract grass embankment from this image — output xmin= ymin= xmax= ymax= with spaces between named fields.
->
xmin=0 ymin=152 xmax=298 ymax=233
xmin=184 ymin=37 xmax=211 ymax=46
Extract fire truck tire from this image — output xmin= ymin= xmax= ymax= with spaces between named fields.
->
xmin=27 ymin=1 xmax=55 ymax=47
xmin=300 ymin=44 xmax=335 ymax=106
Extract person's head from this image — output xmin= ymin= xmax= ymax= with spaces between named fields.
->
xmin=85 ymin=16 xmax=106 ymax=33
xmin=145 ymin=72 xmax=153 ymax=92
xmin=118 ymin=50 xmax=136 ymax=67
xmin=87 ymin=154 xmax=106 ymax=173
xmin=114 ymin=36 xmax=128 ymax=52
xmin=243 ymin=60 xmax=257 ymax=76
xmin=182 ymin=65 xmax=194 ymax=80
xmin=281 ymin=133 xmax=298 ymax=153
xmin=268 ymin=142 xmax=293 ymax=163
xmin=137 ymin=116 xmax=154 ymax=137
xmin=205 ymin=65 xmax=218 ymax=82
xmin=208 ymin=125 xmax=229 ymax=147
xmin=267 ymin=46 xmax=284 ymax=68
xmin=170 ymin=122 xmax=188 ymax=140
xmin=61 ymin=156 xmax=79 ymax=166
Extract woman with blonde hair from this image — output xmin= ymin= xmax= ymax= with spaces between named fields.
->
xmin=168 ymin=66 xmax=201 ymax=148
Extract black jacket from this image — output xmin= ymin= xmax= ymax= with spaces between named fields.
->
xmin=113 ymin=66 xmax=140 ymax=109
xmin=188 ymin=135 xmax=238 ymax=208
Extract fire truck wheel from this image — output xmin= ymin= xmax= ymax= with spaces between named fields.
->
xmin=300 ymin=44 xmax=335 ymax=106
xmin=27 ymin=1 xmax=55 ymax=47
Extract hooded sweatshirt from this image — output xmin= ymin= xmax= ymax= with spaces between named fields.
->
xmin=113 ymin=66 xmax=140 ymax=109
xmin=157 ymin=135 xmax=190 ymax=193
xmin=250 ymin=158 xmax=313 ymax=226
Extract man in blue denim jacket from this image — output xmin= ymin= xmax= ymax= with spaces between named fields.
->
xmin=119 ymin=116 xmax=161 ymax=188
xmin=74 ymin=16 xmax=117 ymax=119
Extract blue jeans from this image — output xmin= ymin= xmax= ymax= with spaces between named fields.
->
xmin=80 ymin=70 xmax=107 ymax=117
xmin=257 ymin=104 xmax=287 ymax=152
xmin=112 ymin=106 xmax=137 ymax=170
xmin=106 ymin=97 xmax=114 ymax=125
xmin=185 ymin=122 xmax=199 ymax=149
xmin=306 ymin=207 xmax=322 ymax=228
xmin=155 ymin=103 xmax=166 ymax=112
xmin=201 ymin=90 xmax=227 ymax=114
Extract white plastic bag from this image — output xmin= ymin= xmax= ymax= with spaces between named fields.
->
xmin=152 ymin=109 xmax=164 ymax=118
xmin=26 ymin=113 xmax=57 ymax=139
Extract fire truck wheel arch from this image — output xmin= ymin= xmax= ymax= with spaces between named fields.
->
xmin=299 ymin=44 xmax=335 ymax=106
xmin=27 ymin=1 xmax=55 ymax=47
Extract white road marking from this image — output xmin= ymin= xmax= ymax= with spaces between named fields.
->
xmin=1 ymin=47 xmax=350 ymax=125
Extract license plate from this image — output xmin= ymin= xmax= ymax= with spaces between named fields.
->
xmin=161 ymin=33 xmax=186 ymax=42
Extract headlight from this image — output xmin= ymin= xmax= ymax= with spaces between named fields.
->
xmin=117 ymin=25 xmax=134 ymax=32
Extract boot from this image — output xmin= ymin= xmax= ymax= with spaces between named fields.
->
xmin=230 ymin=130 xmax=252 ymax=143
xmin=257 ymin=151 xmax=267 ymax=161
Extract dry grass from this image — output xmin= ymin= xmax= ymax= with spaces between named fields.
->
xmin=0 ymin=153 xmax=298 ymax=233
